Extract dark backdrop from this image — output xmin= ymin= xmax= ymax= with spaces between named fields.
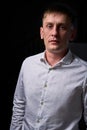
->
xmin=7 ymin=0 xmax=87 ymax=130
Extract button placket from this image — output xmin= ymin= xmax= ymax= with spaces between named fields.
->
xmin=36 ymin=68 xmax=52 ymax=127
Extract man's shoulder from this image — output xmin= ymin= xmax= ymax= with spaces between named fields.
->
xmin=23 ymin=52 xmax=44 ymax=65
xmin=74 ymin=54 xmax=87 ymax=69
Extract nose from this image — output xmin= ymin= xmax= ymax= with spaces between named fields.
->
xmin=52 ymin=26 xmax=59 ymax=36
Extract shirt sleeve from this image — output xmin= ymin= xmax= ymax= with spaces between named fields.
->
xmin=83 ymin=74 xmax=87 ymax=128
xmin=10 ymin=63 xmax=25 ymax=130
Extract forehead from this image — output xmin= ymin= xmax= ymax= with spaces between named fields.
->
xmin=42 ymin=12 xmax=71 ymax=24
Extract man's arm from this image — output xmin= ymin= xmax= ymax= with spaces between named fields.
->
xmin=81 ymin=75 xmax=87 ymax=130
xmin=10 ymin=66 xmax=25 ymax=130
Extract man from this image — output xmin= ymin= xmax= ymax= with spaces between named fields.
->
xmin=10 ymin=2 xmax=87 ymax=130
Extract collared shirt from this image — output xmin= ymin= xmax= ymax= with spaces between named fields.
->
xmin=10 ymin=50 xmax=87 ymax=130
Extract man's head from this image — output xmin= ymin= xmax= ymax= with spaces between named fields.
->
xmin=41 ymin=2 xmax=77 ymax=28
xmin=40 ymin=2 xmax=77 ymax=54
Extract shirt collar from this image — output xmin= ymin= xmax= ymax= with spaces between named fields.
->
xmin=60 ymin=50 xmax=74 ymax=65
xmin=40 ymin=50 xmax=74 ymax=65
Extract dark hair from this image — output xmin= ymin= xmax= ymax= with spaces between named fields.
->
xmin=41 ymin=2 xmax=78 ymax=27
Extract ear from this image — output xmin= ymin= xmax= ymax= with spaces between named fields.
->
xmin=69 ymin=28 xmax=77 ymax=41
xmin=40 ymin=27 xmax=44 ymax=39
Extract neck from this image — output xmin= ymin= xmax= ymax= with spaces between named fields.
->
xmin=45 ymin=49 xmax=68 ymax=66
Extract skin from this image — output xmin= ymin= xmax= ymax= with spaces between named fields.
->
xmin=40 ymin=12 xmax=76 ymax=66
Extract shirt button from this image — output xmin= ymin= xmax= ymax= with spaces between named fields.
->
xmin=41 ymin=101 xmax=44 ymax=105
xmin=49 ymin=67 xmax=53 ymax=70
xmin=44 ymin=84 xmax=47 ymax=87
xmin=48 ymin=69 xmax=51 ymax=73
xmin=37 ymin=119 xmax=40 ymax=123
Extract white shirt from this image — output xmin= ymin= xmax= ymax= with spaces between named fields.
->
xmin=10 ymin=50 xmax=87 ymax=130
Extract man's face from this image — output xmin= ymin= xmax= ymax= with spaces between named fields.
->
xmin=40 ymin=12 xmax=76 ymax=54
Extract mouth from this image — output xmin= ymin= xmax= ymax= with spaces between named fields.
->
xmin=49 ymin=40 xmax=60 ymax=44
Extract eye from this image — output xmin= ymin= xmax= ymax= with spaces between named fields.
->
xmin=59 ymin=25 xmax=66 ymax=30
xmin=46 ymin=23 xmax=53 ymax=29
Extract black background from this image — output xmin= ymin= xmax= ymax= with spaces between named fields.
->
xmin=6 ymin=0 xmax=87 ymax=130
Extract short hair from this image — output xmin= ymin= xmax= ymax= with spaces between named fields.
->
xmin=41 ymin=2 xmax=78 ymax=27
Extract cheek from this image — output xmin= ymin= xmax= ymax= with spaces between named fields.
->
xmin=66 ymin=29 xmax=76 ymax=41
xmin=62 ymin=32 xmax=71 ymax=40
xmin=60 ymin=32 xmax=68 ymax=40
xmin=40 ymin=31 xmax=48 ymax=40
xmin=42 ymin=31 xmax=49 ymax=40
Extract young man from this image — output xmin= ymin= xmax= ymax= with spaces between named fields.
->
xmin=10 ymin=2 xmax=87 ymax=130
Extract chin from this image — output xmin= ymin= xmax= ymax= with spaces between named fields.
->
xmin=49 ymin=49 xmax=59 ymax=53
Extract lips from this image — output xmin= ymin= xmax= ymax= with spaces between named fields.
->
xmin=50 ymin=40 xmax=58 ymax=42
xmin=49 ymin=40 xmax=59 ymax=44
